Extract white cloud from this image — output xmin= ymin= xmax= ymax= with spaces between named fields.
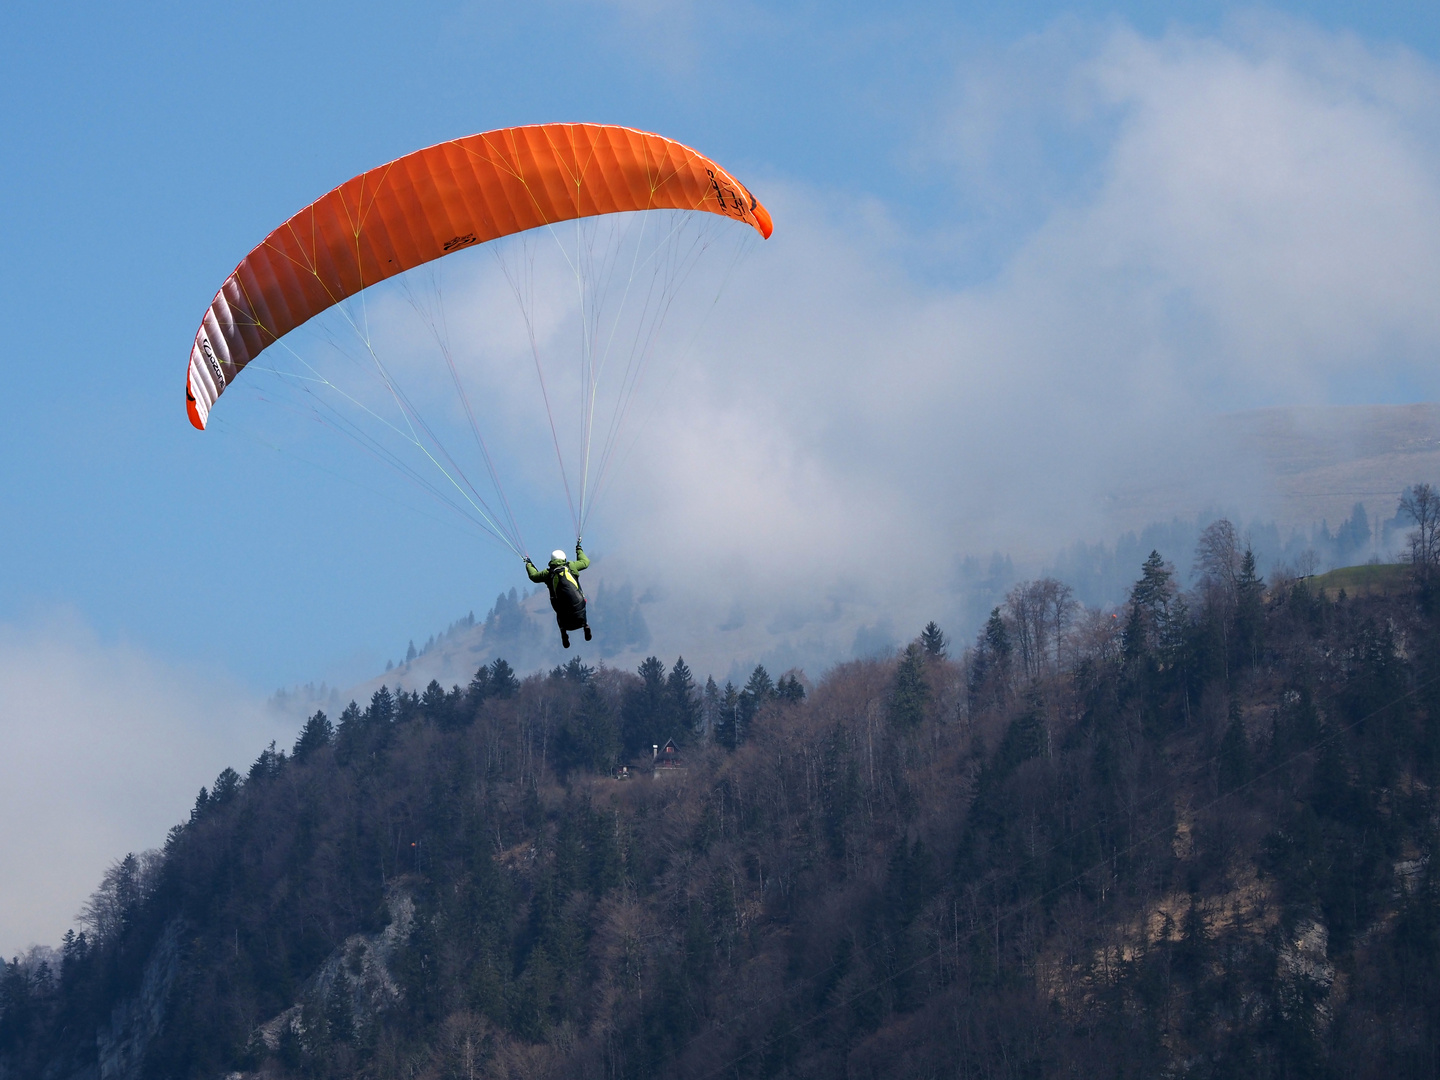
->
xmin=588 ymin=17 xmax=1440 ymax=663
xmin=219 ymin=17 xmax=1440 ymax=678
xmin=1077 ymin=19 xmax=1440 ymax=387
xmin=0 ymin=612 xmax=288 ymax=958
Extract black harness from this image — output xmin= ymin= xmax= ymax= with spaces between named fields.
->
xmin=547 ymin=563 xmax=587 ymax=630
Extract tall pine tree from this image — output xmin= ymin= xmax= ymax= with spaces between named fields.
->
xmin=890 ymin=644 xmax=929 ymax=729
xmin=920 ymin=621 xmax=948 ymax=659
xmin=1234 ymin=546 xmax=1264 ymax=674
xmin=292 ymin=710 xmax=333 ymax=762
xmin=715 ymin=681 xmax=741 ymax=750
xmin=624 ymin=657 xmax=669 ymax=757
xmin=702 ymin=676 xmax=721 ymax=739
xmin=739 ymin=665 xmax=774 ymax=743
xmin=489 ymin=659 xmax=518 ymax=698
xmin=668 ymin=657 xmax=699 ymax=742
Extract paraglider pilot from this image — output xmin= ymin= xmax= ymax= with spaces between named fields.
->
xmin=525 ymin=541 xmax=592 ymax=649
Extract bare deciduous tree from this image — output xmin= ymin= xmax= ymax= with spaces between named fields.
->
xmin=1399 ymin=483 xmax=1440 ymax=583
xmin=1195 ymin=519 xmax=1242 ymax=611
xmin=1004 ymin=578 xmax=1077 ymax=681
xmin=77 ymin=850 xmax=162 ymax=947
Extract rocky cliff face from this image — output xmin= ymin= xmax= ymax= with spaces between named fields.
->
xmin=94 ymin=920 xmax=181 ymax=1080
xmin=250 ymin=887 xmax=414 ymax=1061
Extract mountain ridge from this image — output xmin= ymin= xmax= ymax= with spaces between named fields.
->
xmin=8 ymin=543 xmax=1440 ymax=1078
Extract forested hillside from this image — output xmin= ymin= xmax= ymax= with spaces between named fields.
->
xmin=7 ymin=517 xmax=1440 ymax=1079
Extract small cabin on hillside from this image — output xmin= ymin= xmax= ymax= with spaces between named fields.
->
xmin=652 ymin=739 xmax=685 ymax=774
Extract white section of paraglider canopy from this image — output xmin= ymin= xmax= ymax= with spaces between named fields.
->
xmin=187 ymin=304 xmax=237 ymax=430
xmin=187 ymin=354 xmax=212 ymax=429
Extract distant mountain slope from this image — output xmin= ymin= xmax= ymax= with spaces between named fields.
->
xmin=1220 ymin=403 xmax=1440 ymax=527
xmin=274 ymin=404 xmax=1440 ymax=722
xmin=1105 ymin=403 xmax=1440 ymax=534
xmin=10 ymin=559 xmax=1440 ymax=1079
xmin=333 ymin=583 xmax=657 ymax=709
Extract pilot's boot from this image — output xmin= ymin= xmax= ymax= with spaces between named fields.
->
xmin=561 ymin=630 xmax=571 ymax=649
xmin=583 ymin=624 xmax=592 ymax=641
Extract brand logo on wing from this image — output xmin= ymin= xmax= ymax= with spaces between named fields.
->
xmin=443 ymin=233 xmax=478 ymax=252
xmin=199 ymin=337 xmax=227 ymax=390
xmin=706 ymin=168 xmax=745 ymax=219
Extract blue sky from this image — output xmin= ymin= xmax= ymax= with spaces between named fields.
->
xmin=6 ymin=0 xmax=1440 ymax=953
xmin=2 ymin=0 xmax=1439 ymax=687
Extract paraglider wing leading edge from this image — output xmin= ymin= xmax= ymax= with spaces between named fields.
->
xmin=186 ymin=122 xmax=773 ymax=430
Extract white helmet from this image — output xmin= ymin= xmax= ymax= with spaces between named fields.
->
xmin=551 ymin=550 xmax=567 ymax=562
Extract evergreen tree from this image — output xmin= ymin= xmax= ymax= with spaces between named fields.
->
xmin=0 ymin=959 xmax=32 ymax=1048
xmin=702 ymin=675 xmax=721 ymax=737
xmin=1132 ymin=549 xmax=1174 ymax=610
xmin=744 ymin=664 xmax=775 ymax=700
xmin=623 ymin=657 xmax=669 ymax=756
xmin=969 ymin=608 xmax=1012 ymax=710
xmin=667 ymin=657 xmax=700 ymax=741
xmin=405 ymin=639 xmax=417 ymax=663
xmin=715 ymin=681 xmax=740 ymax=750
xmin=551 ymin=656 xmax=594 ymax=683
xmin=967 ymin=641 xmax=990 ymax=710
xmin=333 ymin=700 xmax=363 ymax=763
xmin=340 ymin=689 xmax=398 ymax=760
xmin=393 ymin=688 xmax=421 ymax=724
xmin=890 ymin=643 xmax=929 ymax=729
xmin=638 ymin=656 xmax=667 ymax=698
xmin=1336 ymin=501 xmax=1371 ymax=561
xmin=292 ymin=710 xmax=333 ymax=762
xmin=247 ymin=741 xmax=285 ymax=783
xmin=556 ymin=681 xmax=619 ymax=775
xmin=738 ymin=665 xmax=774 ymax=743
xmin=489 ymin=658 xmax=518 ymax=698
xmin=467 ymin=662 xmax=492 ymax=705
xmin=984 ymin=609 xmax=1011 ymax=669
xmin=366 ymin=686 xmax=395 ymax=725
xmin=920 ymin=621 xmax=948 ymax=660
xmin=1234 ymin=546 xmax=1264 ymax=673
xmin=210 ymin=767 xmax=242 ymax=805
xmin=60 ymin=929 xmax=85 ymax=983
xmin=776 ymin=671 xmax=806 ymax=703
xmin=1125 ymin=550 xmax=1178 ymax=660
xmin=420 ymin=680 xmax=450 ymax=726
xmin=1121 ymin=601 xmax=1147 ymax=666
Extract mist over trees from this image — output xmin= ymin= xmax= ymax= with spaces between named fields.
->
xmin=292 ymin=501 xmax=1417 ymax=723
xmin=1036 ymin=501 xmax=1402 ymax=612
xmin=9 ymin=505 xmax=1440 ymax=1077
xmin=935 ymin=504 xmax=1404 ymax=684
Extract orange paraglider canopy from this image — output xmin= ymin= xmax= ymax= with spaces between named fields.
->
xmin=186 ymin=123 xmax=772 ymax=429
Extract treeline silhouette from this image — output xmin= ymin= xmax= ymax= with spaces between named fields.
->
xmin=7 ymin=522 xmax=1440 ymax=1078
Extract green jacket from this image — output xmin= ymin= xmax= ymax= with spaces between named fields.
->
xmin=525 ymin=544 xmax=589 ymax=587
